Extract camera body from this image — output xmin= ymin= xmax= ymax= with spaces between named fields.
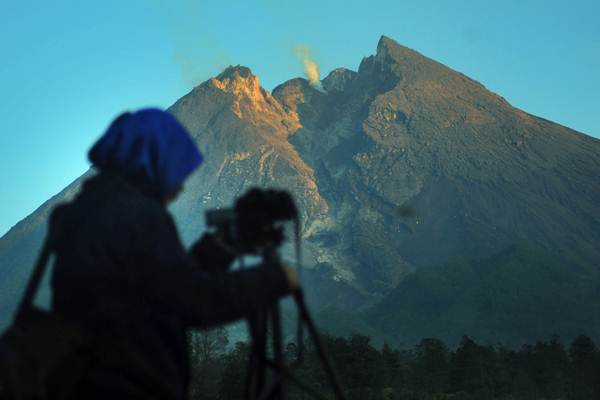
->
xmin=205 ymin=188 xmax=298 ymax=254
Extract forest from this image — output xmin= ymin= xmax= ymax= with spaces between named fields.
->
xmin=188 ymin=329 xmax=600 ymax=400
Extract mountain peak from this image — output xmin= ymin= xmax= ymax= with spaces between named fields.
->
xmin=357 ymin=35 xmax=490 ymax=100
xmin=217 ymin=65 xmax=254 ymax=80
xmin=377 ymin=35 xmax=399 ymax=51
xmin=194 ymin=65 xmax=302 ymax=134
xmin=322 ymin=68 xmax=357 ymax=92
xmin=374 ymin=36 xmax=431 ymax=68
xmin=377 ymin=35 xmax=408 ymax=52
xmin=272 ymin=77 xmax=328 ymax=115
xmin=209 ymin=65 xmax=265 ymax=102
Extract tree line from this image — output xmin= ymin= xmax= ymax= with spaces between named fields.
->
xmin=188 ymin=329 xmax=600 ymax=400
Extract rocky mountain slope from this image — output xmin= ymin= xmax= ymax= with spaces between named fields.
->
xmin=1 ymin=36 xmax=599 ymax=345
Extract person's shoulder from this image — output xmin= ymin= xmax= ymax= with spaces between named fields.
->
xmin=78 ymin=172 xmax=170 ymax=224
xmin=108 ymin=176 xmax=168 ymax=219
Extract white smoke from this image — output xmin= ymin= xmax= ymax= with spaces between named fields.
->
xmin=294 ymin=46 xmax=326 ymax=92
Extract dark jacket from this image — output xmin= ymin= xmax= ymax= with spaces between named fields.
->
xmin=49 ymin=172 xmax=290 ymax=399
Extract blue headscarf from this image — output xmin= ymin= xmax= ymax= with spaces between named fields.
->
xmin=89 ymin=108 xmax=203 ymax=197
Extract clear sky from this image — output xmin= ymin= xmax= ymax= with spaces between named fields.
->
xmin=1 ymin=0 xmax=599 ymax=237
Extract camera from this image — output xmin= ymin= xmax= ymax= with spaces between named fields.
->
xmin=205 ymin=188 xmax=298 ymax=254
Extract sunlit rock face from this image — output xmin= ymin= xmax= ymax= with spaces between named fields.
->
xmin=1 ymin=36 xmax=599 ymax=344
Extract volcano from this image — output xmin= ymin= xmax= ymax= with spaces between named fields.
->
xmin=2 ymin=36 xmax=599 ymax=346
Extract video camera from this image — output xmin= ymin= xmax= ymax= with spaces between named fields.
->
xmin=205 ymin=188 xmax=298 ymax=255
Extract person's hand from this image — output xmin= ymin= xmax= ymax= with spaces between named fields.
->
xmin=190 ymin=232 xmax=239 ymax=274
xmin=212 ymin=231 xmax=241 ymax=256
xmin=282 ymin=266 xmax=299 ymax=291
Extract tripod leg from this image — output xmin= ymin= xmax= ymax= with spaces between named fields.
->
xmin=293 ymin=290 xmax=347 ymax=400
xmin=246 ymin=310 xmax=268 ymax=400
xmin=270 ymin=301 xmax=285 ymax=400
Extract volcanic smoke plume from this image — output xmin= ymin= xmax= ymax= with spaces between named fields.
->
xmin=294 ymin=46 xmax=325 ymax=92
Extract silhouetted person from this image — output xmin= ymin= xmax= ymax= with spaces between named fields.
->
xmin=47 ymin=109 xmax=297 ymax=399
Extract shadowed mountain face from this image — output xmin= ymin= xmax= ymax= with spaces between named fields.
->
xmin=1 ymin=36 xmax=599 ymax=345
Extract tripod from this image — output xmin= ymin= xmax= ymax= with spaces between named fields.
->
xmin=244 ymin=247 xmax=347 ymax=400
xmin=203 ymin=188 xmax=346 ymax=400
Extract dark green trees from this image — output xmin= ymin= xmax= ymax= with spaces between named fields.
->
xmin=569 ymin=335 xmax=600 ymax=400
xmin=188 ymin=333 xmax=600 ymax=400
xmin=188 ymin=327 xmax=230 ymax=400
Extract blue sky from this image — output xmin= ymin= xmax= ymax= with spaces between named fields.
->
xmin=1 ymin=0 xmax=599 ymax=236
